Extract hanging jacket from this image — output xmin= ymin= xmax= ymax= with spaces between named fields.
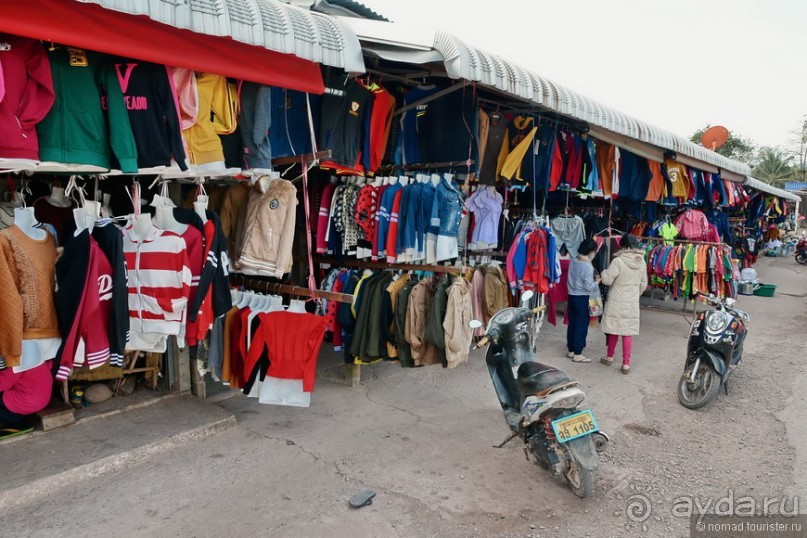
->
xmin=394 ymin=278 xmax=417 ymax=367
xmin=123 ymin=224 xmax=192 ymax=337
xmin=237 ymin=177 xmax=297 ymax=278
xmin=56 ymin=236 xmax=114 ymax=380
xmin=424 ymin=275 xmax=451 ymax=366
xmin=0 ymin=35 xmax=55 ymax=160
xmin=239 ymin=82 xmax=272 ymax=170
xmin=405 ymin=279 xmax=439 ymax=366
xmin=182 ymin=73 xmax=238 ymax=165
xmin=113 ymin=59 xmax=187 ymax=171
xmin=37 ymin=46 xmax=138 ymax=171
xmin=443 ymin=276 xmax=473 ymax=369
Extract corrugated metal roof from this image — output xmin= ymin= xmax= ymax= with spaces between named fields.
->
xmin=79 ymin=0 xmax=365 ymax=73
xmin=744 ymin=177 xmax=801 ymax=202
xmin=430 ymin=31 xmax=751 ymax=177
xmin=784 ymin=181 xmax=807 ymax=192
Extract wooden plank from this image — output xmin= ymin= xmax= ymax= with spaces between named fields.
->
xmin=36 ymin=403 xmax=75 ymax=431
xmin=344 ymin=363 xmax=361 ymax=388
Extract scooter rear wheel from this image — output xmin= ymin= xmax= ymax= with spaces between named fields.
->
xmin=564 ymin=456 xmax=594 ymax=499
xmin=677 ymin=365 xmax=721 ymax=409
xmin=796 ymin=251 xmax=807 ymax=265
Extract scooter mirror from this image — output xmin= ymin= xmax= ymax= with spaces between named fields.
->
xmin=469 ymin=320 xmax=484 ymax=329
xmin=521 ymin=290 xmax=535 ymax=303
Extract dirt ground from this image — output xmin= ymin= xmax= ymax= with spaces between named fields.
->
xmin=3 ymin=256 xmax=806 ymax=538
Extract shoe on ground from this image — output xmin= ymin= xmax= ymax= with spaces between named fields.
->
xmin=573 ymin=354 xmax=591 ymax=363
xmin=600 ymin=356 xmax=613 ymax=366
xmin=566 ymin=351 xmax=575 ymax=359
xmin=622 ymin=365 xmax=630 ymax=375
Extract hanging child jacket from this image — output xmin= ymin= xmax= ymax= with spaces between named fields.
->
xmin=55 ymin=236 xmax=114 ymax=380
xmin=37 ymin=46 xmax=138 ymax=172
xmin=113 ymin=59 xmax=187 ymax=170
xmin=0 ymin=34 xmax=55 ymax=160
xmin=123 ymin=224 xmax=191 ymax=337
xmin=182 ymin=73 xmax=238 ymax=165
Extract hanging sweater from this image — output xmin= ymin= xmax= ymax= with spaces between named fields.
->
xmin=0 ymin=34 xmax=55 ymax=160
xmin=0 ymin=226 xmax=61 ymax=367
xmin=37 ymin=46 xmax=138 ymax=172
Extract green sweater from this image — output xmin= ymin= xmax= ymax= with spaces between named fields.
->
xmin=37 ymin=46 xmax=138 ymax=172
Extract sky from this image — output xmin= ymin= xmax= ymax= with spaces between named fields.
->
xmin=358 ymin=0 xmax=807 ymax=150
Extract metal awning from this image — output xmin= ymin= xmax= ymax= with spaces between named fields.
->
xmin=743 ymin=177 xmax=801 ymax=203
xmin=79 ymin=0 xmax=365 ymax=74
xmin=339 ymin=18 xmax=752 ymax=177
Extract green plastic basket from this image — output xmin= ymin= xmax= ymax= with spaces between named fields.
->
xmin=753 ymin=284 xmax=777 ymax=297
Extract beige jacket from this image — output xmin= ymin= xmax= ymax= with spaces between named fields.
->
xmin=405 ymin=280 xmax=439 ymax=366
xmin=236 ymin=177 xmax=297 ymax=278
xmin=443 ymin=277 xmax=473 ymax=368
xmin=600 ymin=249 xmax=648 ymax=336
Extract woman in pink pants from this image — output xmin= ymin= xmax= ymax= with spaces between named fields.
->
xmin=598 ymin=235 xmax=648 ymax=374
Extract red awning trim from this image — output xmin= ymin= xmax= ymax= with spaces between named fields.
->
xmin=0 ymin=0 xmax=325 ymax=94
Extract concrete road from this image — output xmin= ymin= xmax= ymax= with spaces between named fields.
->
xmin=3 ymin=257 xmax=805 ymax=538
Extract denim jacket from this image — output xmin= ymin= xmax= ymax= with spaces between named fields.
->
xmin=430 ymin=178 xmax=464 ymax=237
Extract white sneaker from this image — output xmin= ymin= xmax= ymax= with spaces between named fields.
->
xmin=567 ymin=351 xmax=575 ymax=359
xmin=573 ymin=354 xmax=592 ymax=363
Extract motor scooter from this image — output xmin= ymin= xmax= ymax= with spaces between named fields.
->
xmin=677 ymin=292 xmax=750 ymax=409
xmin=795 ymin=236 xmax=807 ymax=265
xmin=470 ymin=292 xmax=609 ymax=498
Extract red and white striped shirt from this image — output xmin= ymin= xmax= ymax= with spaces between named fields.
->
xmin=123 ymin=224 xmax=192 ymax=336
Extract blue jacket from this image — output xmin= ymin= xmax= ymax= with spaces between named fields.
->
xmin=375 ymin=182 xmax=402 ymax=256
xmin=430 ymin=178 xmax=463 ymax=237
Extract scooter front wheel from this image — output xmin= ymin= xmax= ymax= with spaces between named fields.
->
xmin=677 ymin=365 xmax=720 ymax=409
xmin=564 ymin=456 xmax=594 ymax=499
xmin=796 ymin=251 xmax=807 ymax=265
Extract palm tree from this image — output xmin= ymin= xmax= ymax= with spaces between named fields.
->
xmin=753 ymin=147 xmax=795 ymax=186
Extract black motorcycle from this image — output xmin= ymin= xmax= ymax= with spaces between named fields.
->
xmin=470 ymin=293 xmax=609 ymax=498
xmin=677 ymin=292 xmax=750 ymax=409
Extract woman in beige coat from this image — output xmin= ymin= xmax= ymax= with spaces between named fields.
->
xmin=599 ymin=235 xmax=648 ymax=374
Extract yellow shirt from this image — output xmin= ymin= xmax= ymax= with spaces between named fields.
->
xmin=183 ymin=73 xmax=238 ymax=165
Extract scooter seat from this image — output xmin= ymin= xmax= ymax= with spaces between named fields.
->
xmin=517 ymin=361 xmax=572 ymax=396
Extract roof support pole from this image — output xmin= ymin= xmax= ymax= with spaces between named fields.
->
xmin=392 ymin=80 xmax=471 ymax=117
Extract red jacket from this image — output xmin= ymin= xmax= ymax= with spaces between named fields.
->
xmin=0 ymin=35 xmax=55 ymax=160
xmin=56 ymin=238 xmax=113 ymax=381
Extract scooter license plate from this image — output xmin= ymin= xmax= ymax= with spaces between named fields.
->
xmin=551 ymin=410 xmax=599 ymax=444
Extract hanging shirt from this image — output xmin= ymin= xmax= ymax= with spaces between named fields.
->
xmin=182 ymin=73 xmax=238 ymax=165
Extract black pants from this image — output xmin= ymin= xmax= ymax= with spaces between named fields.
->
xmin=566 ymin=294 xmax=590 ymax=355
xmin=0 ymin=394 xmax=26 ymax=426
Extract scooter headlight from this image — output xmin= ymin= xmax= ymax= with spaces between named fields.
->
xmin=705 ymin=311 xmax=730 ymax=334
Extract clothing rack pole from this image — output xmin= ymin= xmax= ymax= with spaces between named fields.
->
xmin=312 ymin=256 xmax=470 ymax=275
xmin=231 ymin=275 xmax=354 ymax=304
xmin=392 ymin=81 xmax=471 ymax=117
xmin=640 ymin=237 xmax=726 ymax=247
xmin=400 ymin=160 xmax=476 ymax=171
xmin=271 ymin=150 xmax=332 ymax=167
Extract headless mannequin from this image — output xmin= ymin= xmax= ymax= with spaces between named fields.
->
xmin=288 ymin=299 xmax=307 ymax=313
xmin=431 ymin=173 xmax=441 ymax=187
xmin=46 ymin=186 xmax=73 ymax=208
xmin=194 ymin=195 xmax=209 ymax=224
xmin=389 ymin=176 xmax=398 ymax=185
xmin=399 ymin=176 xmax=409 ymax=186
xmin=73 ymin=200 xmax=102 ymax=234
xmin=131 ymin=213 xmax=155 ymax=242
xmin=13 ymin=207 xmax=46 ymax=240
xmin=154 ymin=205 xmax=187 ymax=235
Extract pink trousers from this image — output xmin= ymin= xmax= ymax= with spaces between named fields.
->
xmin=605 ymin=334 xmax=632 ymax=366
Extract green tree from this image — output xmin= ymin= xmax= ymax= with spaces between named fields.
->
xmin=788 ymin=115 xmax=807 ymax=180
xmin=753 ymin=147 xmax=794 ymax=186
xmin=690 ymin=125 xmax=756 ymax=164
